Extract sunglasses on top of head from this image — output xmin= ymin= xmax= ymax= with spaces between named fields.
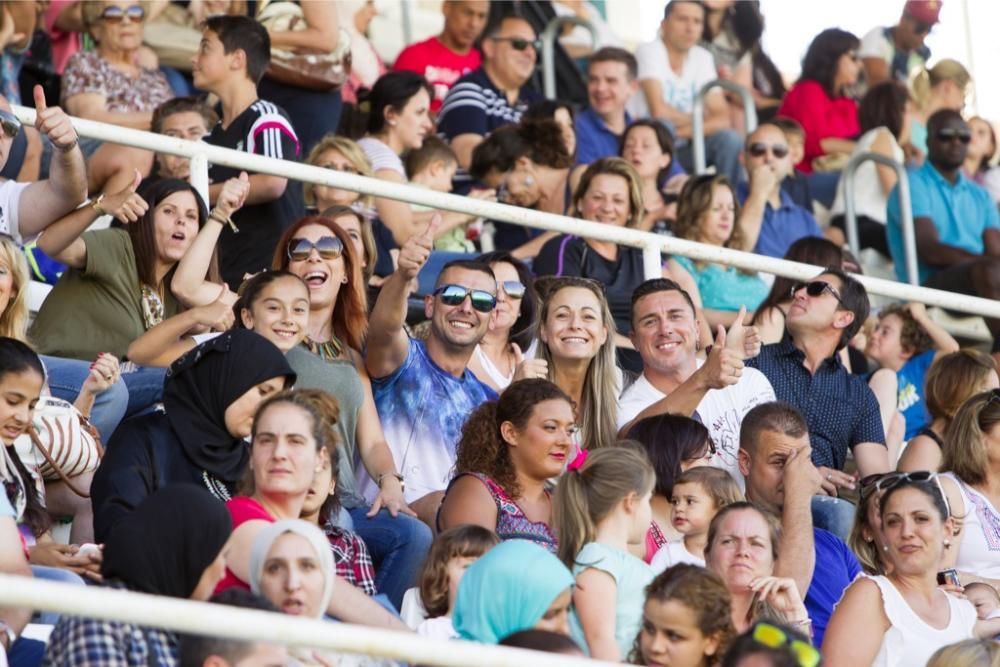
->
xmin=790 ymin=280 xmax=846 ymax=307
xmin=858 ymin=470 xmax=951 ymax=516
xmin=936 ymin=127 xmax=972 ymax=144
xmin=100 ymin=4 xmax=145 ymax=23
xmin=0 ymin=110 xmax=21 ymax=140
xmin=286 ymin=236 xmax=344 ymax=262
xmin=433 ymin=284 xmax=497 ymax=313
xmin=748 ymin=142 xmax=789 ymax=159
xmin=491 ymin=36 xmax=541 ymax=52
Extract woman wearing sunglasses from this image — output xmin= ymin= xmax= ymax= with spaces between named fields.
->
xmin=821 ymin=473 xmax=1000 ymax=667
xmin=466 ymin=251 xmax=538 ymax=392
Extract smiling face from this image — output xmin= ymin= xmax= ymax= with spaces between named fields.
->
xmin=259 ymin=532 xmax=327 ymax=617
xmin=0 ymin=368 xmax=43 ymax=445
xmin=706 ymin=508 xmax=775 ymax=592
xmin=640 ymin=598 xmax=719 ymax=667
xmin=386 ymin=88 xmax=433 ymax=152
xmin=880 ymin=486 xmax=951 ymax=576
xmin=698 ymin=184 xmax=736 ymax=247
xmin=286 ymin=223 xmax=347 ymax=312
xmin=250 ymin=402 xmax=323 ymax=498
xmin=630 ymin=289 xmax=699 ymax=373
xmin=156 ymin=111 xmax=210 ymax=179
xmin=588 ymin=60 xmax=635 ymax=118
xmin=93 ymin=0 xmax=145 ymax=53
xmin=153 ymin=190 xmax=201 ymax=266
xmin=223 ymin=377 xmax=287 ymax=439
xmin=240 ymin=277 xmax=311 ymax=353
xmin=490 ymin=261 xmax=523 ymax=334
xmin=577 ymin=173 xmax=632 ymax=227
xmin=504 ymin=398 xmax=576 ymax=480
xmin=311 ymin=149 xmax=362 ymax=208
xmin=539 ymin=286 xmax=609 ymax=362
xmin=622 ymin=125 xmax=671 ymax=180
xmin=0 ymin=253 xmax=16 ymax=320
xmin=483 ymin=17 xmax=538 ymax=88
xmin=426 ymin=266 xmax=495 ymax=350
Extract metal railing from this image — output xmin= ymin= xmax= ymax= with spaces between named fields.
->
xmin=0 ymin=575 xmax=611 ymax=666
xmin=691 ymin=79 xmax=757 ymax=175
xmin=842 ymin=152 xmax=918 ymax=285
xmin=10 ymin=104 xmax=1000 ymax=321
xmin=541 ymin=15 xmax=598 ymax=100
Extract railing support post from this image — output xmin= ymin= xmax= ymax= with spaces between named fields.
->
xmin=541 ymin=16 xmax=597 ymax=100
xmin=692 ymin=80 xmax=757 ymax=175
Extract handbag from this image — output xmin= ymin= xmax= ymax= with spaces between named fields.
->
xmin=257 ymin=0 xmax=352 ymax=92
xmin=13 ymin=396 xmax=103 ymax=498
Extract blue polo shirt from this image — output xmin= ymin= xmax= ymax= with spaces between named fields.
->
xmin=886 ymin=160 xmax=1000 ymax=283
xmin=806 ymin=528 xmax=862 ymax=649
xmin=747 ymin=338 xmax=885 ymax=470
xmin=575 ymin=108 xmax=631 ymax=166
xmin=736 ymin=182 xmax=823 ymax=259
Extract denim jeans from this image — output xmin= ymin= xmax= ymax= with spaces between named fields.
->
xmin=30 ymin=565 xmax=86 ymax=625
xmin=811 ymin=494 xmax=856 ymax=542
xmin=8 ymin=637 xmax=45 ymax=667
xmin=41 ymin=356 xmax=166 ymax=443
xmin=347 ymin=507 xmax=432 ymax=611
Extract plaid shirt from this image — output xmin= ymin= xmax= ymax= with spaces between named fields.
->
xmin=43 ymin=583 xmax=177 ymax=666
xmin=325 ymin=523 xmax=377 ymax=596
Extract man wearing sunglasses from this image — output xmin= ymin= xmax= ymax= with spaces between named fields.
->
xmin=887 ymin=109 xmax=1000 ymax=361
xmin=858 ymin=0 xmax=940 ymax=86
xmin=366 ymin=217 xmax=498 ymax=526
xmin=0 ymin=86 xmax=87 ymax=247
xmin=736 ymin=123 xmax=823 ymax=259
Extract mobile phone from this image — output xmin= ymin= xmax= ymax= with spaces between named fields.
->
xmin=937 ymin=568 xmax=961 ymax=587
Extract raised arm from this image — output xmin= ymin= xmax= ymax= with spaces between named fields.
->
xmin=773 ymin=445 xmax=821 ymax=597
xmin=365 ymin=216 xmax=437 ymax=379
xmin=905 ymin=302 xmax=958 ymax=359
xmin=737 ymin=165 xmax=777 ymax=253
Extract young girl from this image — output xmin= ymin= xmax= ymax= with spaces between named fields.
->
xmin=632 ymin=563 xmax=737 ymax=667
xmin=554 ymin=445 xmax=656 ymax=662
xmin=651 ymin=467 xmax=744 ymax=572
xmin=411 ymin=525 xmax=500 ymax=639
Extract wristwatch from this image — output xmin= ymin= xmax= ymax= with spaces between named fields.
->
xmin=376 ymin=472 xmax=405 ymax=492
xmin=0 ymin=620 xmax=16 ymax=651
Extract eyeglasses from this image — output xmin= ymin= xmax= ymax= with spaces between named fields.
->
xmin=498 ymin=280 xmax=526 ymax=300
xmin=859 ymin=471 xmax=951 ymax=517
xmin=491 ymin=36 xmax=541 ymax=52
xmin=748 ymin=142 xmax=789 ymax=159
xmin=286 ymin=236 xmax=344 ymax=262
xmin=936 ymin=127 xmax=972 ymax=144
xmin=100 ymin=4 xmax=145 ymax=23
xmin=433 ymin=284 xmax=497 ymax=313
xmin=790 ymin=280 xmax=846 ymax=307
xmin=750 ymin=623 xmax=820 ymax=667
xmin=0 ymin=109 xmax=21 ymax=139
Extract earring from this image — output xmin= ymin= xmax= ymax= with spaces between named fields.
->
xmin=388 ymin=119 xmax=397 ymax=127
xmin=882 ymin=545 xmax=889 ymax=551
xmin=342 ymin=275 xmax=348 ymax=284
xmin=944 ymin=539 xmax=951 ymax=549
xmin=524 ymin=175 xmax=535 ymax=187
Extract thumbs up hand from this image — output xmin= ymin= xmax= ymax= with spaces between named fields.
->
xmin=723 ymin=305 xmax=762 ymax=360
xmin=511 ymin=342 xmax=549 ymax=381
xmin=397 ymin=214 xmax=438 ymax=281
xmin=696 ymin=324 xmax=744 ymax=391
xmin=33 ymin=84 xmax=78 ymax=152
xmin=100 ymin=169 xmax=148 ymax=223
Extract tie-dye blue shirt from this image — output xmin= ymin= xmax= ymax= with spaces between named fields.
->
xmin=371 ymin=338 xmax=497 ymax=502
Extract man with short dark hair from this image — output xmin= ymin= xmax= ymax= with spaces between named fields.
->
xmin=738 ymin=401 xmax=861 ymax=649
xmin=393 ymin=0 xmax=489 ymax=113
xmin=574 ymin=47 xmax=639 ymax=166
xmin=150 ymin=97 xmax=218 ymax=181
xmin=178 ymin=589 xmax=288 ymax=667
xmin=191 ymin=15 xmax=303 ymax=290
xmin=887 ymin=109 xmax=1000 ymax=358
xmin=859 ymin=0 xmax=941 ymax=86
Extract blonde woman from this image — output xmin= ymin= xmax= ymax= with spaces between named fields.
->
xmin=909 ymin=59 xmax=971 ymax=155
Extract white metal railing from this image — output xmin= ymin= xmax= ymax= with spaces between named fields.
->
xmin=11 ymin=105 xmax=1000 ymax=321
xmin=0 ymin=575 xmax=610 ymax=666
xmin=692 ymin=79 xmax=758 ymax=175
xmin=541 ymin=15 xmax=598 ymax=100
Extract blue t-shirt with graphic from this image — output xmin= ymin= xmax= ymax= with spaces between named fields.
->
xmin=896 ymin=349 xmax=935 ymax=441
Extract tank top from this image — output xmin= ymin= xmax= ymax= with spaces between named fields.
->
xmin=942 ymin=472 xmax=1000 ymax=578
xmin=448 ymin=472 xmax=558 ymax=553
xmin=867 ymin=574 xmax=976 ymax=667
xmin=471 ymin=344 xmax=513 ymax=390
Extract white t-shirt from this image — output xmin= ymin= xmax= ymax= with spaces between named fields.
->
xmin=416 ymin=616 xmax=457 ymax=641
xmin=649 ymin=539 xmax=705 ymax=575
xmin=618 ymin=363 xmax=776 ymax=488
xmin=629 ymin=38 xmax=717 ymax=124
xmin=0 ymin=180 xmax=32 ymax=245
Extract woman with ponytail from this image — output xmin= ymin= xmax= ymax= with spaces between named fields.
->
xmin=438 ymin=379 xmax=576 ymax=551
xmin=909 ymin=59 xmax=971 ymax=155
xmin=553 ymin=445 xmax=656 ymax=662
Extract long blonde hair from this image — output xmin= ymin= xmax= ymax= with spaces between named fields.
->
xmin=553 ymin=445 xmax=655 ymax=568
xmin=535 ymin=277 xmax=620 ymax=452
xmin=910 ymin=59 xmax=971 ymax=112
xmin=926 ymin=639 xmax=1000 ymax=667
xmin=0 ymin=238 xmax=30 ymax=341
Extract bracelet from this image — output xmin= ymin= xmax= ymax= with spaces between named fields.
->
xmin=209 ymin=209 xmax=239 ymax=234
xmin=55 ymin=137 xmax=79 ymax=153
xmin=91 ymin=193 xmax=107 ymax=217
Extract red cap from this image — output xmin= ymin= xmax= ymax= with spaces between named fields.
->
xmin=905 ymin=0 xmax=942 ymax=24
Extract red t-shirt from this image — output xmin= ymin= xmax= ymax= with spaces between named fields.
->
xmin=214 ymin=496 xmax=273 ymax=594
xmin=393 ymin=37 xmax=481 ymax=112
xmin=777 ymin=79 xmax=860 ymax=174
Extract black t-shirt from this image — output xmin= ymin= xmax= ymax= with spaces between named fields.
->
xmin=533 ymin=234 xmax=645 ymax=335
xmin=207 ymin=99 xmax=304 ymax=290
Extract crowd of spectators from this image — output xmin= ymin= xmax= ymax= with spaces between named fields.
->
xmin=0 ymin=1 xmax=999 ymax=666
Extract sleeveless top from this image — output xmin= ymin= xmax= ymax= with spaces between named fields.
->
xmin=867 ymin=574 xmax=976 ymax=667
xmin=942 ymin=472 xmax=1000 ymax=578
xmin=916 ymin=426 xmax=944 ymax=449
xmin=450 ymin=472 xmax=558 ymax=553
xmin=471 ymin=344 xmax=513 ymax=390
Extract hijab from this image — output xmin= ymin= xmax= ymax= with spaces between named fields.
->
xmin=101 ymin=484 xmax=232 ymax=598
xmin=453 ymin=540 xmax=575 ymax=644
xmin=248 ymin=519 xmax=336 ymax=618
xmin=163 ymin=330 xmax=296 ymax=483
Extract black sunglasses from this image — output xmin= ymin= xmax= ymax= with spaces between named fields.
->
xmin=748 ymin=142 xmax=789 ymax=159
xmin=859 ymin=470 xmax=951 ymax=516
xmin=100 ymin=4 xmax=145 ymax=23
xmin=0 ymin=109 xmax=21 ymax=140
xmin=936 ymin=127 xmax=972 ymax=144
xmin=286 ymin=236 xmax=344 ymax=262
xmin=492 ymin=36 xmax=541 ymax=52
xmin=433 ymin=284 xmax=497 ymax=313
xmin=498 ymin=280 xmax=526 ymax=300
xmin=790 ymin=280 xmax=846 ymax=307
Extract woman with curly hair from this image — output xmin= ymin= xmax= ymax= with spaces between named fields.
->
xmin=667 ymin=175 xmax=768 ymax=329
xmin=437 ymin=379 xmax=576 ymax=552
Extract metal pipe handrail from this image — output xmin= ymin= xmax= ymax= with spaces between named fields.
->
xmin=11 ymin=104 xmax=999 ymax=320
xmin=541 ymin=15 xmax=598 ymax=100
xmin=691 ymin=79 xmax=757 ymax=174
xmin=842 ymin=151 xmax=918 ymax=285
xmin=0 ymin=575 xmax=610 ymax=667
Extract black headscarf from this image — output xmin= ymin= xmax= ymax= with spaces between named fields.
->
xmin=163 ymin=330 xmax=296 ymax=483
xmin=101 ymin=484 xmax=233 ymax=598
